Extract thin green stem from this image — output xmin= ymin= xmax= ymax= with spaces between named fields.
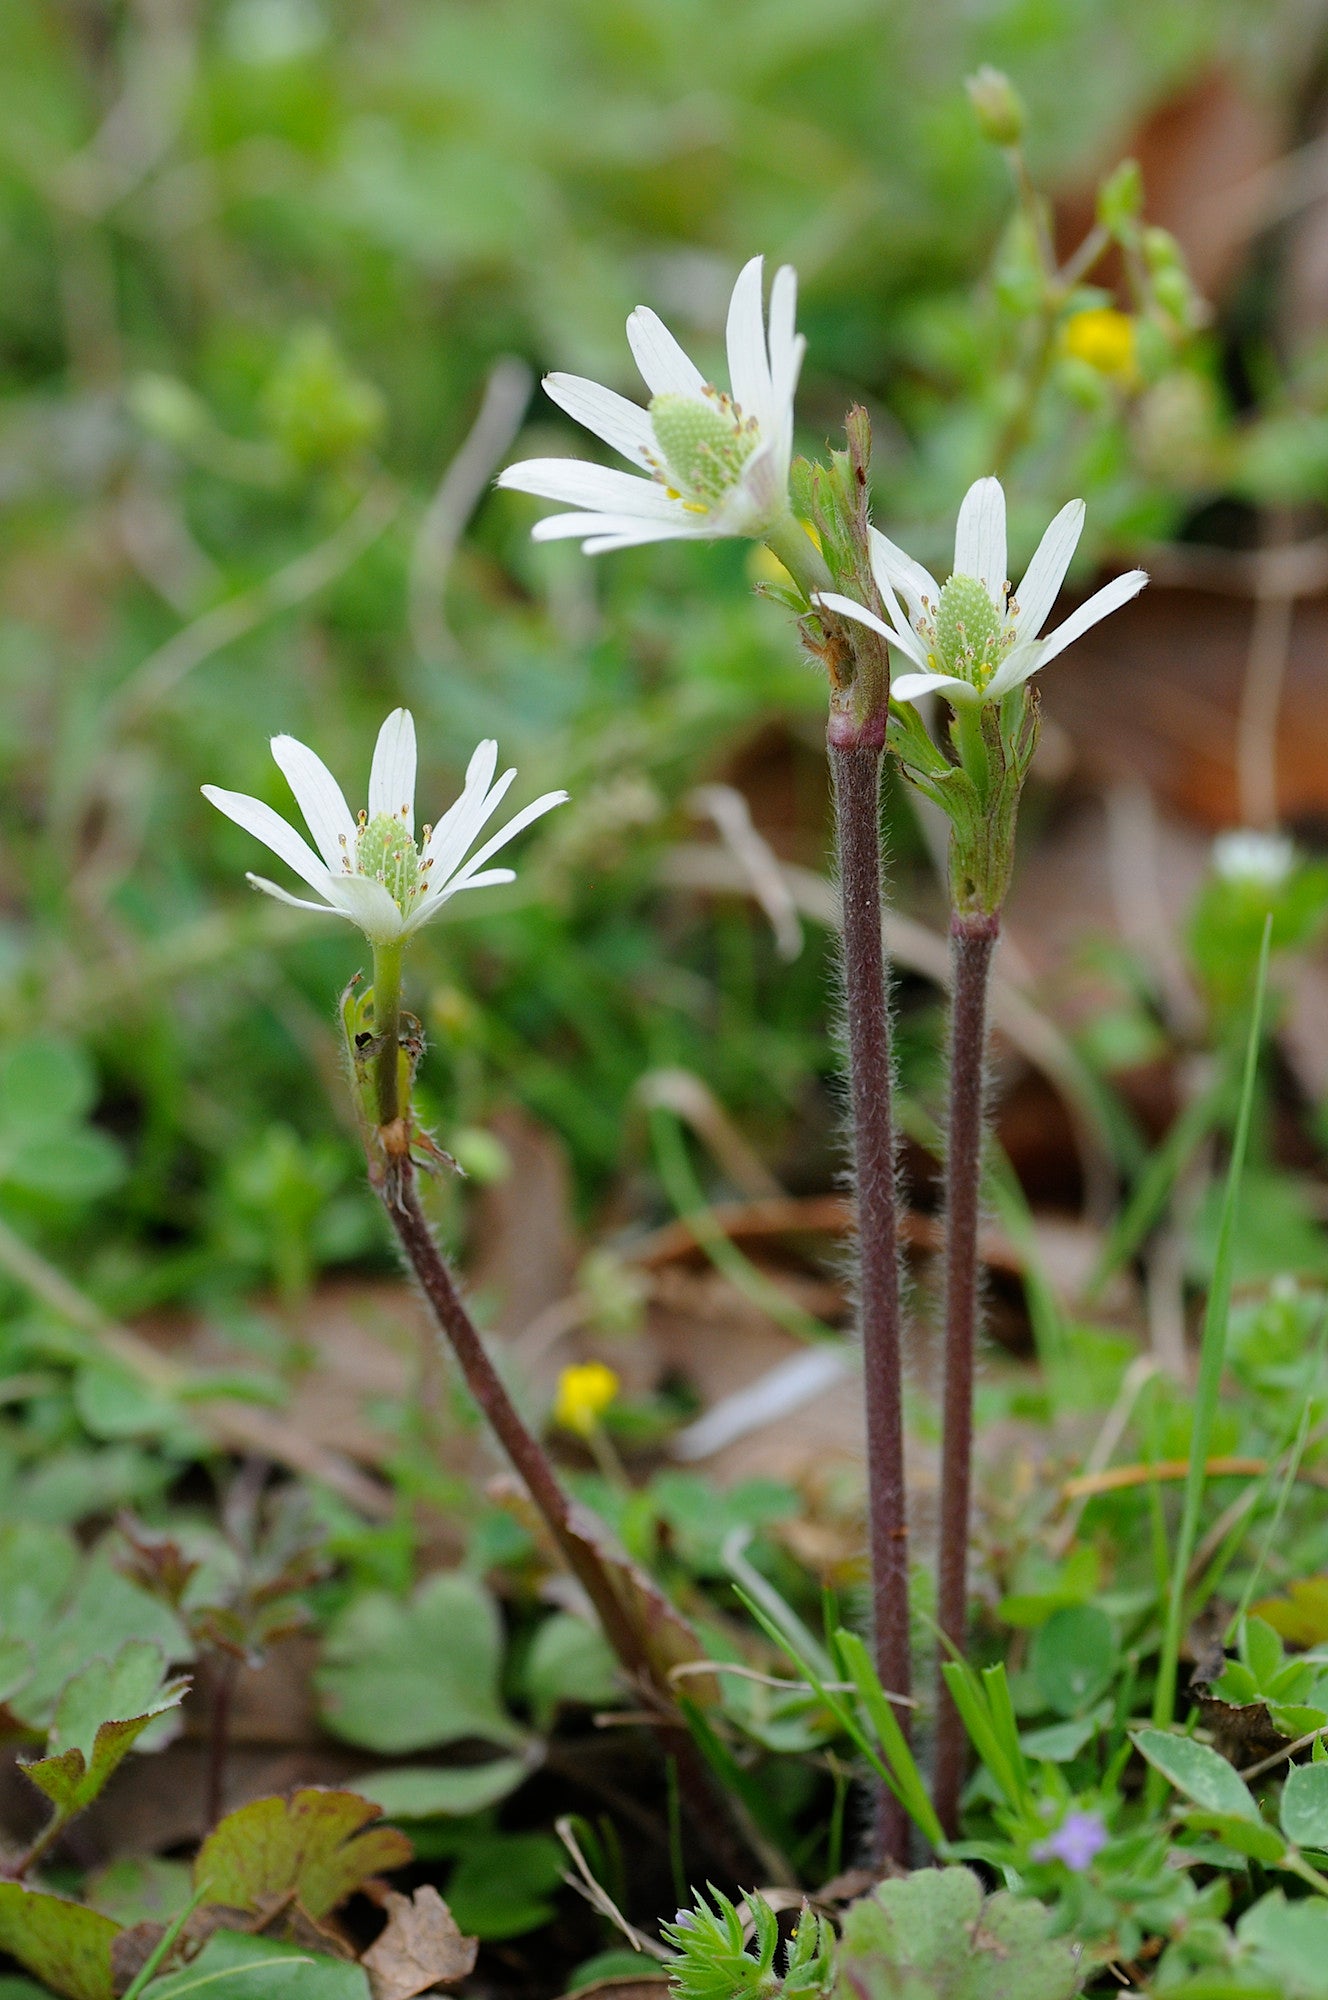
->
xmin=371 ymin=940 xmax=405 ymax=1127
xmin=763 ymin=511 xmax=832 ymax=601
xmin=932 ymin=912 xmax=999 ymax=1838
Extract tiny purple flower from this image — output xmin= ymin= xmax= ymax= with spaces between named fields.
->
xmin=673 ymin=1911 xmax=696 ymax=1931
xmin=1032 ymin=1809 xmax=1108 ymax=1871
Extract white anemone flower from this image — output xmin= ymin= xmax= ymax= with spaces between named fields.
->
xmin=202 ymin=709 xmax=567 ymax=947
xmin=814 ymin=476 xmax=1148 ymax=709
xmin=496 ymin=256 xmax=804 ymax=554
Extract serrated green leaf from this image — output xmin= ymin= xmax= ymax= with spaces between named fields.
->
xmin=1134 ymin=1728 xmax=1262 ymax=1821
xmin=838 ymin=1867 xmax=1080 ymax=1999
xmin=194 ymin=1789 xmax=412 ymax=1919
xmin=315 ymin=1572 xmax=525 ymax=1755
xmin=0 ymin=1884 xmax=119 ymax=2000
xmin=22 ymin=1641 xmax=189 ymax=1818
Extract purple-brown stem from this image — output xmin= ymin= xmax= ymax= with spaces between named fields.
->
xmin=376 ymin=1150 xmax=761 ymax=1883
xmin=830 ymin=738 xmax=911 ymax=1867
xmin=384 ymin=1158 xmax=654 ymax=1680
xmin=932 ymin=911 xmax=999 ymax=1838
xmin=205 ymin=1652 xmax=239 ymax=1830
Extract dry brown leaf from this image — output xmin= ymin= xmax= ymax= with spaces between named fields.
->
xmin=362 ymin=1886 xmax=477 ymax=2000
xmin=111 ymin=1922 xmax=167 ymax=1995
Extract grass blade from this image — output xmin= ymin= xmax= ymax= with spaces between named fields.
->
xmin=1151 ymin=917 xmax=1272 ymax=1749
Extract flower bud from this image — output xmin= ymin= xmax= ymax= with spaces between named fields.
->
xmin=1097 ymin=158 xmax=1144 ymax=237
xmin=966 ymin=67 xmax=1025 ymax=147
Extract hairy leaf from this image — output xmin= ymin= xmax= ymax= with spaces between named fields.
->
xmin=22 ymin=1642 xmax=189 ymax=1819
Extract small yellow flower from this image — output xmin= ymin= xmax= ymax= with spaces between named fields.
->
xmin=1061 ymin=308 xmax=1138 ymax=385
xmin=553 ymin=1361 xmax=620 ymax=1436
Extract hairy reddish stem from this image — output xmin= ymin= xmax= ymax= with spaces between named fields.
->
xmin=830 ymin=740 xmax=911 ymax=1867
xmin=376 ymin=1151 xmax=761 ymax=1883
xmin=932 ymin=913 xmax=999 ymax=1838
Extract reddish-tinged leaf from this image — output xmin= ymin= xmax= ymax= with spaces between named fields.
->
xmin=194 ymin=1790 xmax=412 ymax=1920
xmin=0 ymin=1883 xmax=120 ymax=2000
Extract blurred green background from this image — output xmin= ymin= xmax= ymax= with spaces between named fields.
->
xmin=0 ymin=0 xmax=1319 ymax=1330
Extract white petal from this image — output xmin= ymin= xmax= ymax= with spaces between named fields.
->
xmin=726 ymin=438 xmax=785 ymax=532
xmin=530 ymin=511 xmax=706 ymax=549
xmin=498 ymin=457 xmax=683 ymax=521
xmin=333 ymin=873 xmax=408 ymax=943
xmin=1012 ymin=499 xmax=1085 ymax=639
xmin=868 ymin=527 xmax=941 ymax=625
xmin=542 ymin=373 xmax=655 ymax=466
xmin=953 ymin=477 xmax=1007 ymax=605
xmin=891 ymin=671 xmax=982 ymax=707
xmin=625 ymin=305 xmax=707 ymax=398
xmin=581 ymin=522 xmax=714 ymax=554
xmin=984 ymin=639 xmax=1043 ymax=701
xmin=1035 ymin=568 xmax=1148 ymax=667
xmin=368 ymin=708 xmax=417 ymax=832
xmin=202 ymin=785 xmax=335 ymax=897
xmin=425 ymin=764 xmax=518 ymax=885
xmin=245 ymin=874 xmax=341 ymax=918
xmin=813 ymin=591 xmax=895 ymax=642
xmin=406 ymin=868 xmax=517 ymax=930
xmin=443 ymin=790 xmax=568 ymax=894
xmin=726 ymin=256 xmax=771 ymax=432
xmin=422 ymin=744 xmax=506 ymax=876
xmin=874 ymin=573 xmax=933 ymax=670
xmin=813 ymin=591 xmax=930 ymax=670
xmin=269 ymin=735 xmax=356 ymax=873
xmin=766 ymin=266 xmax=801 ymax=412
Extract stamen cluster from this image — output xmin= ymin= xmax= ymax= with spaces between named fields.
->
xmin=352 ymin=809 xmax=431 ymax=913
xmin=646 ymin=389 xmax=759 ymax=511
xmin=927 ymin=574 xmax=1018 ymax=691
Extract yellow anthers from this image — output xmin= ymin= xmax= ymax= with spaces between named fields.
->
xmin=1062 ymin=308 xmax=1138 ymax=385
xmin=553 ymin=1361 xmax=620 ymax=1436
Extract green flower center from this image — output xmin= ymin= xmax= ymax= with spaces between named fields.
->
xmin=356 ymin=811 xmax=420 ymax=911
xmin=933 ymin=573 xmax=1007 ymax=687
xmin=648 ymin=392 xmax=757 ymax=508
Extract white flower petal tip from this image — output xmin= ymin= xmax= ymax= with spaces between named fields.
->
xmin=204 ymin=713 xmax=568 ymax=946
xmin=502 ymin=255 xmax=803 ymax=553
xmin=833 ymin=481 xmax=1146 ymax=713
